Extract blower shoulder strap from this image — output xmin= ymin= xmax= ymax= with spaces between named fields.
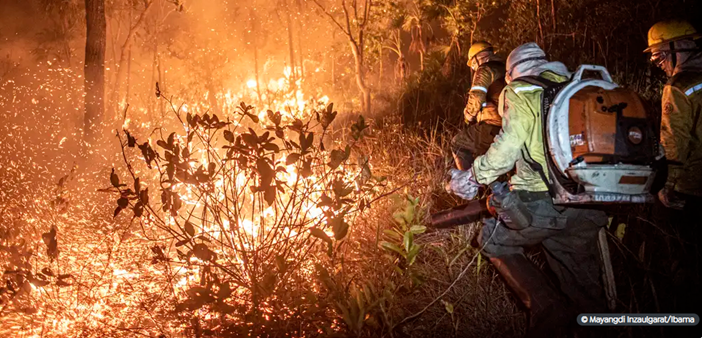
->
xmin=512 ymin=75 xmax=561 ymax=88
xmin=512 ymin=74 xmax=570 ymax=198
xmin=521 ymin=148 xmax=555 ymax=197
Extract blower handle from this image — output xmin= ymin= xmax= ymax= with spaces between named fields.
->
xmin=572 ymin=65 xmax=614 ymax=83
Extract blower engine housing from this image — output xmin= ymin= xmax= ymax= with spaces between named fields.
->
xmin=544 ymin=65 xmax=658 ymax=204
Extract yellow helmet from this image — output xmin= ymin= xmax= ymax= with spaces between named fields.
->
xmin=467 ymin=41 xmax=493 ymax=63
xmin=644 ymin=20 xmax=701 ymax=53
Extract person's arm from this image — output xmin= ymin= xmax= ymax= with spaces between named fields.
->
xmin=660 ymin=84 xmax=693 ymax=191
xmin=472 ymin=86 xmax=533 ymax=184
xmin=464 ymin=67 xmax=494 ymax=123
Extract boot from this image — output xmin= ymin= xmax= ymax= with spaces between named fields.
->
xmin=490 ymin=254 xmax=573 ymax=338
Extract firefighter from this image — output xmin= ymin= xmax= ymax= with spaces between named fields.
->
xmin=644 ymin=20 xmax=702 ymax=210
xmin=451 ymin=41 xmax=506 ymax=170
xmin=446 ymin=43 xmax=607 ymax=337
xmin=644 ymin=19 xmax=702 ymax=317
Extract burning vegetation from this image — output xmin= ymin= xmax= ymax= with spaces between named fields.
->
xmin=1 ymin=0 xmax=701 ymax=337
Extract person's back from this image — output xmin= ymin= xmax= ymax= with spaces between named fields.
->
xmin=447 ymin=43 xmax=608 ymax=338
xmin=472 ymin=69 xmax=566 ymax=192
xmin=451 ymin=42 xmax=506 ymax=170
xmin=466 ymin=59 xmax=506 ymax=126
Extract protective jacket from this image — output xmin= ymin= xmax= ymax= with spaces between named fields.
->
xmin=661 ymin=52 xmax=702 ymax=196
xmin=465 ymin=58 xmax=506 ymax=126
xmin=472 ymin=71 xmax=568 ymax=192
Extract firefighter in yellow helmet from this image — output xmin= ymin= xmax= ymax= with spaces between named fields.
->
xmin=645 ymin=19 xmax=702 ymax=318
xmin=644 ymin=20 xmax=702 ymax=209
xmin=451 ymin=41 xmax=506 ymax=170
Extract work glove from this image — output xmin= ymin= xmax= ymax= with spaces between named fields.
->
xmin=463 ymin=105 xmax=478 ymax=124
xmin=658 ymin=185 xmax=685 ymax=210
xmin=445 ymin=168 xmax=481 ymax=200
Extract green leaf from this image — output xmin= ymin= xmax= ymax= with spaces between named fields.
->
xmin=383 ymin=229 xmax=402 ymax=241
xmin=407 ymin=245 xmax=420 ymax=265
xmin=615 ymin=223 xmax=626 ymax=240
xmin=442 ymin=300 xmax=454 ymax=314
xmin=380 ymin=241 xmax=406 ymax=258
xmin=403 ymin=231 xmax=413 ymax=253
xmin=477 ymin=252 xmax=484 ymax=276
xmin=450 ymin=247 xmax=469 ymax=268
xmin=409 ymin=225 xmax=426 ymax=234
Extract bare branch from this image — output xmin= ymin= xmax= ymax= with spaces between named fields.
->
xmin=341 ymin=0 xmax=354 ymax=41
xmin=311 ymin=0 xmax=351 ymax=37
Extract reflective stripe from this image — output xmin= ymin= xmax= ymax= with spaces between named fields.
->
xmin=470 ymin=86 xmax=488 ymax=93
xmin=481 ymin=102 xmax=488 ymax=108
xmin=513 ymin=85 xmax=543 ymax=93
xmin=685 ymin=83 xmax=702 ymax=97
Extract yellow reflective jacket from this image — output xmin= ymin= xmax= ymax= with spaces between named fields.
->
xmin=661 ymin=53 xmax=702 ymax=196
xmin=472 ymin=71 xmax=568 ymax=192
xmin=465 ymin=59 xmax=506 ymax=126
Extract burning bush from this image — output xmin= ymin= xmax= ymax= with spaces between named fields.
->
xmin=104 ymin=97 xmax=396 ymax=335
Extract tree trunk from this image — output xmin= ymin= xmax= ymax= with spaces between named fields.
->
xmin=536 ymin=0 xmax=544 ymax=46
xmin=377 ymin=42 xmax=383 ymax=87
xmin=249 ymin=9 xmax=263 ymax=107
xmin=83 ymin=0 xmax=106 ymax=146
xmin=296 ymin=0 xmax=305 ymax=81
xmin=125 ymin=5 xmax=133 ymax=122
xmin=286 ymin=9 xmax=297 ymax=85
xmin=331 ymin=46 xmax=336 ymax=90
xmin=112 ymin=1 xmax=154 ymax=119
xmin=550 ymin=0 xmax=556 ymax=31
xmin=419 ymin=51 xmax=424 ymax=72
xmin=350 ymin=41 xmax=370 ymax=114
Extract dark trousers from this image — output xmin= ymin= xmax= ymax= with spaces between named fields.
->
xmin=451 ymin=123 xmax=500 ymax=170
xmin=480 ymin=191 xmax=608 ymax=336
